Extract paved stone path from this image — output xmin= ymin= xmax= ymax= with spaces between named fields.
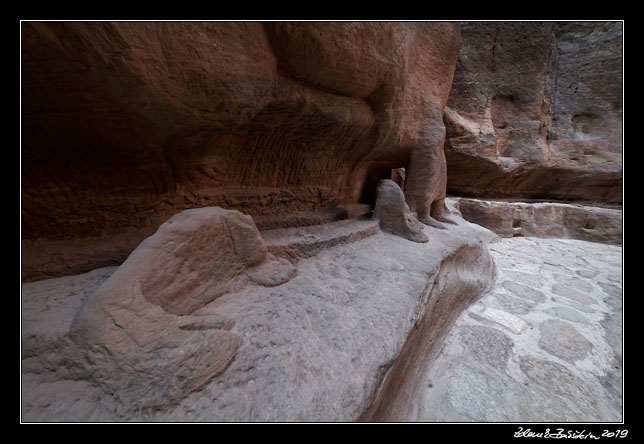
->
xmin=411 ymin=237 xmax=622 ymax=422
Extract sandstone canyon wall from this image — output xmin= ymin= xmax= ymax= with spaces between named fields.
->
xmin=444 ymin=22 xmax=622 ymax=205
xmin=21 ymin=21 xmax=623 ymax=423
xmin=22 ymin=22 xmax=461 ymax=282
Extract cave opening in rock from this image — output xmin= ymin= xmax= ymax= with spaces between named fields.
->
xmin=358 ymin=163 xmax=408 ymax=208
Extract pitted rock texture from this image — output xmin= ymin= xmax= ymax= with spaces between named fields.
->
xmin=411 ymin=237 xmax=622 ymax=422
xmin=21 ymin=21 xmax=461 ymax=282
xmin=444 ymin=22 xmax=622 ymax=205
xmin=22 ymin=213 xmax=495 ymax=422
xmin=448 ymin=197 xmax=622 ymax=244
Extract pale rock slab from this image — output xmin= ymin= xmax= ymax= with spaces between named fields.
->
xmin=543 ymin=306 xmax=587 ymax=323
xmin=538 ymin=319 xmax=593 ymax=363
xmin=501 ymin=280 xmax=547 ymax=304
xmin=458 ymin=325 xmax=514 ymax=370
xmin=551 ymin=283 xmax=598 ymax=306
xmin=447 ymin=363 xmax=508 ymax=421
xmin=478 ymin=307 xmax=529 ymax=334
xmin=488 ymin=292 xmax=537 ymax=316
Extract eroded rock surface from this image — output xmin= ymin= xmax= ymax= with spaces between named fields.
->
xmin=449 ymin=197 xmax=622 ymax=244
xmin=22 ymin=211 xmax=495 ymax=422
xmin=22 ymin=22 xmax=461 ymax=281
xmin=62 ymin=207 xmax=292 ymax=413
xmin=373 ymin=180 xmax=428 ymax=243
xmin=444 ymin=22 xmax=622 ymax=205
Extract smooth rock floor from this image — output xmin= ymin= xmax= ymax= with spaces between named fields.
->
xmin=411 ymin=237 xmax=623 ymax=422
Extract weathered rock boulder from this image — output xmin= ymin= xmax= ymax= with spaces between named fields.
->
xmin=67 ymin=207 xmax=294 ymax=412
xmin=21 ymin=22 xmax=461 ymax=281
xmin=444 ymin=22 xmax=622 ymax=205
xmin=373 ymin=179 xmax=428 ymax=243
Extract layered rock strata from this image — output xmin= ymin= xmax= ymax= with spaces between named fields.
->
xmin=444 ymin=21 xmax=622 ymax=205
xmin=22 ymin=22 xmax=461 ymax=281
xmin=448 ymin=197 xmax=622 ymax=245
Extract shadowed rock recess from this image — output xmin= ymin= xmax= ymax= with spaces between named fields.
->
xmin=21 ymin=21 xmax=461 ymax=282
xmin=21 ymin=21 xmax=622 ymax=422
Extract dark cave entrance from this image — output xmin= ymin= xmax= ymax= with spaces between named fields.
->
xmin=358 ymin=162 xmax=407 ymax=207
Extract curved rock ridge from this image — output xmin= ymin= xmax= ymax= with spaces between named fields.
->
xmin=360 ymin=242 xmax=496 ymax=421
xmin=22 ymin=210 xmax=496 ymax=421
xmin=444 ymin=22 xmax=622 ymax=205
xmin=21 ymin=22 xmax=461 ymax=281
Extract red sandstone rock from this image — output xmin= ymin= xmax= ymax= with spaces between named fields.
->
xmin=444 ymin=22 xmax=622 ymax=205
xmin=21 ymin=22 xmax=461 ymax=281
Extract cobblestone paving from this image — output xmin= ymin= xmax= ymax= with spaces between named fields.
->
xmin=412 ymin=237 xmax=623 ymax=422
